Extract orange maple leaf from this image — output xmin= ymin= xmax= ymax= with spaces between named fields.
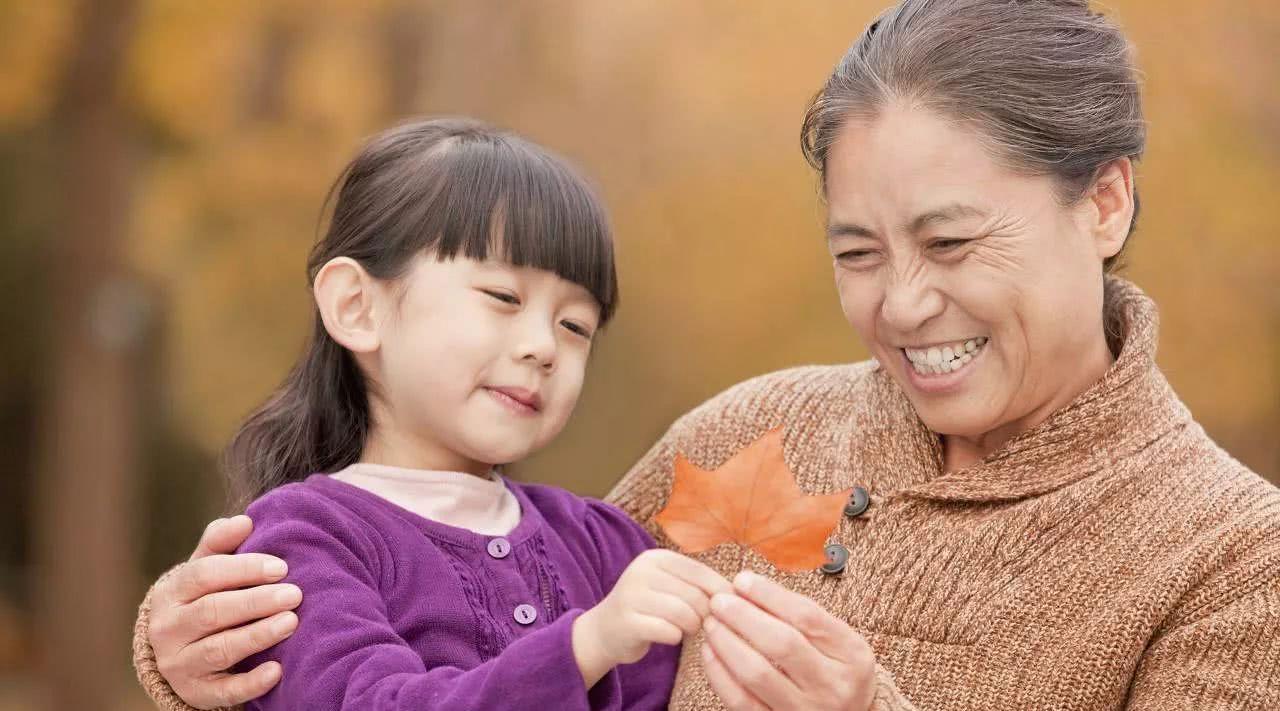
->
xmin=653 ymin=428 xmax=851 ymax=572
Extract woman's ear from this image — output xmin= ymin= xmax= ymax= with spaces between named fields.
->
xmin=313 ymin=257 xmax=383 ymax=354
xmin=1088 ymin=157 xmax=1135 ymax=261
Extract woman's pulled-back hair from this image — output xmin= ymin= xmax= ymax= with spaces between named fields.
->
xmin=801 ymin=0 xmax=1146 ymax=272
xmin=224 ymin=117 xmax=618 ymax=509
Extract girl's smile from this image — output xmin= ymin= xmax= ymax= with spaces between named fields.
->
xmin=484 ymin=385 xmax=543 ymax=415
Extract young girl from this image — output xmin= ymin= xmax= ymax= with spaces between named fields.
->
xmin=225 ymin=117 xmax=730 ymax=710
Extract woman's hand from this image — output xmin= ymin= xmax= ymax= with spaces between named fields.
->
xmin=573 ymin=549 xmax=731 ymax=688
xmin=701 ymin=571 xmax=876 ymax=711
xmin=148 ymin=515 xmax=302 ymax=709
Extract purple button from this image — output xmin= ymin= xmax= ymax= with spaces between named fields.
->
xmin=514 ymin=604 xmax=538 ymax=625
xmin=487 ymin=537 xmax=511 ymax=559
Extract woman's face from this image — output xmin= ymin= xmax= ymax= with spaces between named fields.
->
xmin=825 ymin=103 xmax=1126 ymax=443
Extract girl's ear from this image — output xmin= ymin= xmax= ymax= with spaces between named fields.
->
xmin=1087 ymin=157 xmax=1135 ymax=262
xmin=314 ymin=257 xmax=383 ymax=354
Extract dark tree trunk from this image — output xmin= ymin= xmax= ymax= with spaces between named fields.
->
xmin=32 ymin=0 xmax=142 ymax=707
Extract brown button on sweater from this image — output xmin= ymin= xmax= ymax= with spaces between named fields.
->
xmin=134 ymin=277 xmax=1279 ymax=710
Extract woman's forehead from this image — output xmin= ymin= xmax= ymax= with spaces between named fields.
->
xmin=829 ymin=105 xmax=1000 ymax=184
xmin=824 ymin=108 xmax=1054 ymax=224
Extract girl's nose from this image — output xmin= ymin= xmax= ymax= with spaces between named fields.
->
xmin=515 ymin=321 xmax=557 ymax=372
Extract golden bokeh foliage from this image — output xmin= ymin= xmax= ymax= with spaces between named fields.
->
xmin=0 ymin=1 xmax=1275 ymax=708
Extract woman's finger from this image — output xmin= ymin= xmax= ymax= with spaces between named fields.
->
xmin=167 ymin=553 xmax=289 ymax=606
xmin=190 ymin=515 xmax=255 ymax=560
xmin=701 ymin=642 xmax=766 ymax=711
xmin=709 ymin=591 xmax=833 ymax=689
xmin=175 ymin=610 xmax=299 ymax=678
xmin=732 ymin=570 xmax=867 ymax=662
xmin=177 ymin=584 xmax=302 ymax=639
xmin=702 ymin=615 xmax=801 ymax=709
xmin=183 ymin=662 xmax=283 ymax=710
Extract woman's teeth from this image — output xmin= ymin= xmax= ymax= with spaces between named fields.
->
xmin=904 ymin=337 xmax=988 ymax=375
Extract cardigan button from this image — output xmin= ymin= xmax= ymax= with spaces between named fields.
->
xmin=844 ymin=486 xmax=870 ymax=518
xmin=820 ymin=544 xmax=849 ymax=575
xmin=487 ymin=537 xmax=511 ymax=559
xmin=514 ymin=604 xmax=539 ymax=625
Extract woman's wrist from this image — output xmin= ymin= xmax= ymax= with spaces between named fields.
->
xmin=134 ymin=565 xmax=237 ymax=711
xmin=570 ymin=607 xmax=616 ymax=690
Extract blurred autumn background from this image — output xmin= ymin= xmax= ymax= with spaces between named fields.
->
xmin=1 ymin=0 xmax=1276 ymax=708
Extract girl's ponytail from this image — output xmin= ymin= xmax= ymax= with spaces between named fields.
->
xmin=223 ymin=316 xmax=369 ymax=510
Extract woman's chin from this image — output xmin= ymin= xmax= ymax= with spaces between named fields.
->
xmin=908 ymin=395 xmax=1004 ymax=443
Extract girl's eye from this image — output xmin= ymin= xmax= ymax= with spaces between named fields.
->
xmin=561 ymin=320 xmax=593 ymax=339
xmin=483 ymin=289 xmax=520 ymax=305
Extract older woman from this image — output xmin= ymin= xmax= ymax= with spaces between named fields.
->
xmin=133 ymin=0 xmax=1280 ymax=709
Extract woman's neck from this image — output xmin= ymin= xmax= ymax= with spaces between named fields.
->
xmin=941 ymin=331 xmax=1117 ymax=473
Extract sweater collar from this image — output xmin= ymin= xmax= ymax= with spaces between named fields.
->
xmin=863 ymin=277 xmax=1191 ymax=503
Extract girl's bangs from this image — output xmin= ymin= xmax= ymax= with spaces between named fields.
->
xmin=409 ymin=135 xmax=618 ymax=323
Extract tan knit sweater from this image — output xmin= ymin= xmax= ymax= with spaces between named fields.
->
xmin=134 ymin=277 xmax=1280 ymax=710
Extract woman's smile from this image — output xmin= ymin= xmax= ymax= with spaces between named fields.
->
xmin=899 ymin=336 xmax=990 ymax=395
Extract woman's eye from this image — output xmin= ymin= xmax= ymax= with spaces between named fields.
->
xmin=561 ymin=320 xmax=593 ymax=339
xmin=836 ymin=250 xmax=875 ymax=262
xmin=930 ymin=238 xmax=970 ymax=251
xmin=483 ymin=290 xmax=520 ymax=305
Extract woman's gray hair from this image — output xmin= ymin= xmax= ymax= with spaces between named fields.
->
xmin=801 ymin=0 xmax=1145 ymax=272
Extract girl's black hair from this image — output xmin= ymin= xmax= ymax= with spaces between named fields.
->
xmin=224 ymin=117 xmax=618 ymax=509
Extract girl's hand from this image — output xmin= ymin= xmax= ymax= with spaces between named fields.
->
xmin=701 ymin=571 xmax=876 ymax=711
xmin=572 ymin=549 xmax=731 ymax=687
xmin=149 ymin=515 xmax=302 ymax=709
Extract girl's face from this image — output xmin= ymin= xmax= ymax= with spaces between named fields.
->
xmin=368 ymin=254 xmax=601 ymax=474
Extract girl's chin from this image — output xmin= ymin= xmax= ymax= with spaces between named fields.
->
xmin=462 ymin=437 xmax=538 ymax=468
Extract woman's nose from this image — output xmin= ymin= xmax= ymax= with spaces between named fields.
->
xmin=880 ymin=272 xmax=945 ymax=334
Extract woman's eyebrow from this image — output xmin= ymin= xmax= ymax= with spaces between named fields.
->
xmin=906 ymin=202 xmax=987 ymax=233
xmin=827 ymin=203 xmax=988 ymax=241
xmin=826 ymin=221 xmax=876 ymax=240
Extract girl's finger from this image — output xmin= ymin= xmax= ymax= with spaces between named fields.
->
xmin=652 ymin=550 xmax=733 ymax=597
xmin=708 ymin=591 xmax=833 ymax=690
xmin=732 ymin=570 xmax=866 ymax=662
xmin=180 ymin=584 xmax=302 ymax=638
xmin=176 ymin=610 xmax=298 ymax=677
xmin=169 ymin=553 xmax=289 ymax=606
xmin=702 ymin=615 xmax=801 ymax=709
xmin=191 ymin=662 xmax=283 ymax=709
xmin=701 ymin=642 xmax=767 ymax=711
xmin=634 ymin=615 xmax=685 ymax=648
xmin=649 ymin=570 xmax=716 ymax=620
xmin=190 ymin=516 xmax=255 ymax=560
xmin=635 ymin=591 xmax=702 ymax=635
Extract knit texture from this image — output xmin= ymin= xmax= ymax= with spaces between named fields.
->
xmin=606 ymin=277 xmax=1280 ymax=710
xmin=134 ymin=277 xmax=1280 ymax=710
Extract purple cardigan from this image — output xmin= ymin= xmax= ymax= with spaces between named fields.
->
xmin=233 ymin=473 xmax=678 ymax=710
